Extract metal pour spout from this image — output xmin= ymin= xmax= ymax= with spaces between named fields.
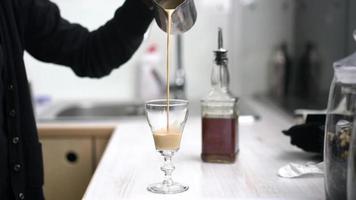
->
xmin=215 ymin=28 xmax=227 ymax=65
xmin=218 ymin=27 xmax=224 ymax=50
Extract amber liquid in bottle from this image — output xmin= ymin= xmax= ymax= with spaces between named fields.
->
xmin=201 ymin=117 xmax=238 ymax=163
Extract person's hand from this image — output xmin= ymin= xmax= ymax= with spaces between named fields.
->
xmin=142 ymin=0 xmax=154 ymax=10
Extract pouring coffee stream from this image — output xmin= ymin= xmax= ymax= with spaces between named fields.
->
xmin=144 ymin=1 xmax=197 ymax=194
xmin=166 ymin=9 xmax=173 ymax=130
xmin=152 ymin=0 xmax=197 ymax=131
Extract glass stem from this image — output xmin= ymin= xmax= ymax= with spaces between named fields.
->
xmin=161 ymin=151 xmax=175 ymax=187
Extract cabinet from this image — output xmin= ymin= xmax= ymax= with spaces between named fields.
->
xmin=94 ymin=138 xmax=109 ymax=167
xmin=38 ymin=125 xmax=114 ymax=200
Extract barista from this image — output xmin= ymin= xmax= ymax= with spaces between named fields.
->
xmin=0 ymin=0 xmax=153 ymax=199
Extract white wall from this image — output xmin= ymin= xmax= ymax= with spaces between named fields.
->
xmin=25 ymin=0 xmax=295 ymax=102
xmin=25 ymin=0 xmax=135 ymax=101
xmin=229 ymin=0 xmax=295 ymax=96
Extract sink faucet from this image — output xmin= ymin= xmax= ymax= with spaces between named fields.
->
xmin=171 ymin=35 xmax=186 ymax=99
xmin=148 ymin=35 xmax=186 ymax=99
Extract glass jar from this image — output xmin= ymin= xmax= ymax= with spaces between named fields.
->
xmin=325 ymin=60 xmax=356 ymax=200
xmin=348 ymin=122 xmax=356 ymax=200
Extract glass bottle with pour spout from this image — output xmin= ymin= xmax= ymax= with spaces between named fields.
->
xmin=201 ymin=28 xmax=239 ymax=163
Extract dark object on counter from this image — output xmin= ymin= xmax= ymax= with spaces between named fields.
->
xmin=283 ymin=123 xmax=325 ymax=154
xmin=283 ymin=114 xmax=325 ymax=154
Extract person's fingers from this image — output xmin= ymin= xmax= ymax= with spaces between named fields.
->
xmin=142 ymin=0 xmax=154 ymax=10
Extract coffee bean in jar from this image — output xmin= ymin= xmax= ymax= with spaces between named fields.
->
xmin=325 ymin=119 xmax=352 ymax=200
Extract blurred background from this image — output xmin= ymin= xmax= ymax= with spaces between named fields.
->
xmin=26 ymin=0 xmax=356 ymax=112
xmin=31 ymin=1 xmax=356 ymax=199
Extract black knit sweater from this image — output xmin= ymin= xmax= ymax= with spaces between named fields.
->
xmin=0 ymin=0 xmax=153 ymax=199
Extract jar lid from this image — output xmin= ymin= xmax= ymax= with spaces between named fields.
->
xmin=334 ymin=66 xmax=356 ymax=84
xmin=334 ymin=52 xmax=356 ymax=84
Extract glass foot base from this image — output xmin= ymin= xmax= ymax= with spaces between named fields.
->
xmin=147 ymin=182 xmax=189 ymax=194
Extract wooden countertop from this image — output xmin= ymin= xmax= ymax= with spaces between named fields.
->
xmin=37 ymin=123 xmax=116 ymax=138
xmin=83 ymin=99 xmax=324 ymax=200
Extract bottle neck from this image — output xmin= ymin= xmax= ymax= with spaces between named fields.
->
xmin=211 ymin=59 xmax=230 ymax=92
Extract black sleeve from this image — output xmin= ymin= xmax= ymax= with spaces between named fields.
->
xmin=23 ymin=0 xmax=154 ymax=78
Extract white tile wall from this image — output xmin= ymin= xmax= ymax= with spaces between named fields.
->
xmin=25 ymin=0 xmax=295 ymax=102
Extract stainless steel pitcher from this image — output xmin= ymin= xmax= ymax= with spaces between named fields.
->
xmin=152 ymin=0 xmax=197 ymax=34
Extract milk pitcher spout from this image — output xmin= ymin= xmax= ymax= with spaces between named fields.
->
xmin=152 ymin=0 xmax=197 ymax=34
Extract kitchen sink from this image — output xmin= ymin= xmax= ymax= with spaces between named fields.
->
xmin=57 ymin=103 xmax=145 ymax=117
xmin=37 ymin=102 xmax=145 ymax=121
xmin=37 ymin=100 xmax=259 ymax=123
